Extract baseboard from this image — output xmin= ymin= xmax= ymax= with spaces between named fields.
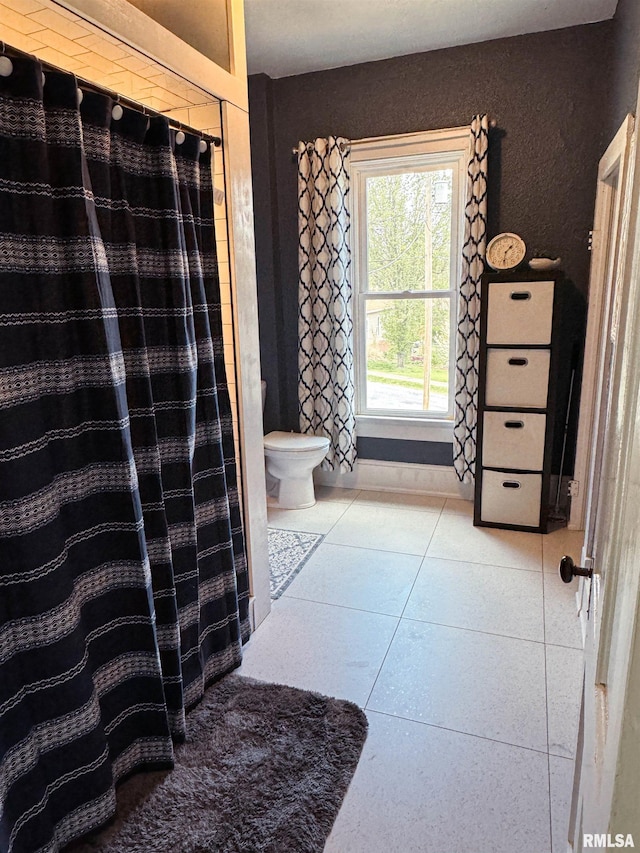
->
xmin=314 ymin=458 xmax=463 ymax=498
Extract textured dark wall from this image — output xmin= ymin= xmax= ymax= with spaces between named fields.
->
xmin=248 ymin=74 xmax=283 ymax=434
xmin=608 ymin=0 xmax=640 ymax=137
xmin=250 ymin=23 xmax=613 ymax=448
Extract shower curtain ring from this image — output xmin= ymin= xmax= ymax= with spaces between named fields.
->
xmin=73 ymin=74 xmax=84 ymax=105
xmin=112 ymin=95 xmax=123 ymax=121
xmin=0 ymin=43 xmax=14 ymax=77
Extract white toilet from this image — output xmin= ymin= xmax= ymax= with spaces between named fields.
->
xmin=263 ymin=431 xmax=330 ymax=509
xmin=261 ymin=380 xmax=330 ymax=509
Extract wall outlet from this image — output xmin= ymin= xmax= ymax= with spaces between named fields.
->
xmin=568 ymin=479 xmax=580 ymax=497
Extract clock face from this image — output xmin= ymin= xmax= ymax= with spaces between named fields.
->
xmin=486 ymin=233 xmax=526 ymax=271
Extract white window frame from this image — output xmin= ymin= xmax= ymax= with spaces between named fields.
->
xmin=350 ymin=127 xmax=468 ymax=442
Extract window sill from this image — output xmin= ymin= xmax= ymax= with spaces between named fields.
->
xmin=356 ymin=415 xmax=454 ymax=443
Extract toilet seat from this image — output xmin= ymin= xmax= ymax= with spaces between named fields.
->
xmin=264 ymin=431 xmax=329 ymax=452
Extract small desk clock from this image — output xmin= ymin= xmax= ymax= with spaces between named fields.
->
xmin=486 ymin=232 xmax=526 ymax=271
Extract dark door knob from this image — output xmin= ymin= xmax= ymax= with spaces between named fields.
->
xmin=559 ymin=554 xmax=593 ymax=583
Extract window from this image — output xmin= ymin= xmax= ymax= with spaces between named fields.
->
xmin=351 ymin=129 xmax=468 ymax=438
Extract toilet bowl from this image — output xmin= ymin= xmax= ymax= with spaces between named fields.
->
xmin=264 ymin=431 xmax=330 ymax=509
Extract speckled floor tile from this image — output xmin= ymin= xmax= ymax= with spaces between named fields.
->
xmin=266 ymin=499 xmax=348 ymax=533
xmin=426 ymin=511 xmax=543 ymax=572
xmin=325 ymin=710 xmax=551 ymax=853
xmin=314 ymin=485 xmax=361 ymax=503
xmin=442 ymin=497 xmax=475 ymax=516
xmin=546 ymin=644 xmax=583 ymax=758
xmin=543 ymin=527 xmax=586 ymax=573
xmin=353 ymin=489 xmax=445 ymax=512
xmin=238 ymin=596 xmax=398 ymax=706
xmin=283 ymin=542 xmax=421 ymax=616
xmin=544 ymin=572 xmax=583 ymax=649
xmin=246 ymin=488 xmax=585 ymax=848
xmin=550 ymin=755 xmax=575 ymax=853
xmin=404 ymin=556 xmax=544 ymax=641
xmin=325 ymin=503 xmax=439 ymax=555
xmin=367 ymin=619 xmax=548 ymax=752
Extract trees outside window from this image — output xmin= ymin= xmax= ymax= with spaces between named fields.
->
xmin=352 ymin=131 xmax=466 ymax=420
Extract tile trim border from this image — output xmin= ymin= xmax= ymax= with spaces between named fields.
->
xmin=315 ymin=459 xmax=464 ymax=499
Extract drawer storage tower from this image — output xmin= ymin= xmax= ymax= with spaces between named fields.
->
xmin=474 ymin=270 xmax=585 ymax=533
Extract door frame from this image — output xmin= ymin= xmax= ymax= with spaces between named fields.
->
xmin=569 ymin=116 xmax=635 ymax=535
xmin=570 ymin=95 xmax=640 ymax=848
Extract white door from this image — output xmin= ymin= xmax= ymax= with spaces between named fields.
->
xmin=573 ymin=115 xmax=634 ymax=633
xmin=571 ymin=115 xmax=634 ymax=542
xmin=568 ymin=109 xmax=640 ymax=849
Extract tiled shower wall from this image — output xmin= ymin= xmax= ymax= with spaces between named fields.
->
xmin=1 ymin=0 xmax=212 ymax=108
xmin=2 ymin=0 xmax=239 ymax=448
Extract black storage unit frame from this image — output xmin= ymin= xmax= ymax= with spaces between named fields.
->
xmin=473 ymin=269 xmax=585 ymax=533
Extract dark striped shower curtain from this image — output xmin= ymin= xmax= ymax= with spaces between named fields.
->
xmin=0 ymin=56 xmax=249 ymax=852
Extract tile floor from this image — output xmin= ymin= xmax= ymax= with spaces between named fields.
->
xmin=239 ymin=487 xmax=585 ymax=853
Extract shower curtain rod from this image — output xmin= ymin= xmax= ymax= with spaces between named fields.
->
xmin=1 ymin=41 xmax=221 ymax=147
xmin=290 ymin=119 xmax=497 ymax=156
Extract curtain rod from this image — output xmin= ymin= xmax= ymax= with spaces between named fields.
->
xmin=290 ymin=119 xmax=497 ymax=156
xmin=1 ymin=41 xmax=221 ymax=147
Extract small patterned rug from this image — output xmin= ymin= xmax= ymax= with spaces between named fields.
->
xmin=268 ymin=528 xmax=324 ymax=599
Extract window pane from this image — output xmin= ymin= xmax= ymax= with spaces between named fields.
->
xmin=364 ymin=297 xmax=450 ymax=413
xmin=366 ymin=169 xmax=452 ymax=293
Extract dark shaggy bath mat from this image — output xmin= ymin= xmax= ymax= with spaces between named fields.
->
xmin=71 ymin=674 xmax=368 ymax=853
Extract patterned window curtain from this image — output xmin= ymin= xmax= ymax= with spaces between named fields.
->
xmin=453 ymin=115 xmax=489 ymax=485
xmin=298 ymin=136 xmax=357 ymax=472
xmin=0 ymin=55 xmax=248 ymax=852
